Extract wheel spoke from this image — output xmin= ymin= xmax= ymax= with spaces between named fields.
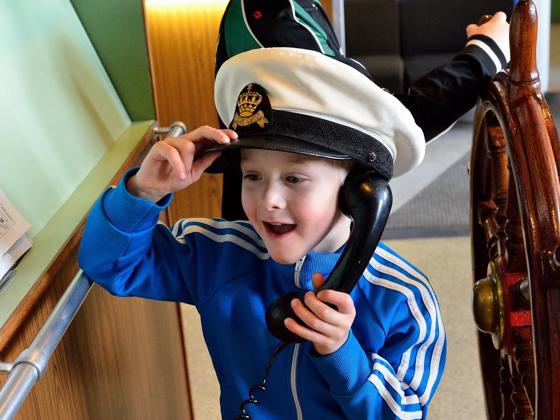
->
xmin=473 ymin=111 xmax=535 ymax=418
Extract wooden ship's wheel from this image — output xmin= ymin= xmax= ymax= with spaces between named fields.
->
xmin=470 ymin=1 xmax=560 ymax=419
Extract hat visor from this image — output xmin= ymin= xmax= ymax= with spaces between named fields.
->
xmin=203 ymin=135 xmax=350 ymax=173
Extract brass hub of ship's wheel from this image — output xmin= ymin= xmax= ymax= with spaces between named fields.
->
xmin=473 ymin=260 xmax=505 ymax=349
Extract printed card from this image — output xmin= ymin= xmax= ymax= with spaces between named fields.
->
xmin=0 ymin=190 xmax=31 ymax=256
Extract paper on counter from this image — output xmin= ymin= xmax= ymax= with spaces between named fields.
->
xmin=0 ymin=233 xmax=32 ymax=289
xmin=0 ymin=189 xmax=31 ymax=256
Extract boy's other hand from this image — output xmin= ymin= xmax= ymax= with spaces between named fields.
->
xmin=466 ymin=11 xmax=509 ymax=56
xmin=284 ymin=273 xmax=356 ymax=355
xmin=127 ymin=126 xmax=237 ymax=202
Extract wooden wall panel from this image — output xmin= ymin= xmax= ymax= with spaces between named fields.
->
xmin=1 ymin=261 xmax=191 ymax=419
xmin=144 ymin=2 xmax=228 ymax=222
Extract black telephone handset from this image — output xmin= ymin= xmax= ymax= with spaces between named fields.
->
xmin=265 ymin=170 xmax=393 ymax=343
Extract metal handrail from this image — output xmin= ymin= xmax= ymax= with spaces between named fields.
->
xmin=0 ymin=271 xmax=92 ymax=419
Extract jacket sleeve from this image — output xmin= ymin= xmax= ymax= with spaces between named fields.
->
xmin=78 ymin=168 xmax=195 ymax=303
xmin=397 ymin=34 xmax=510 ymax=142
xmin=309 ymin=250 xmax=446 ymax=419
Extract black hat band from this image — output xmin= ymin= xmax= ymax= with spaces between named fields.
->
xmin=234 ymin=110 xmax=393 ymax=179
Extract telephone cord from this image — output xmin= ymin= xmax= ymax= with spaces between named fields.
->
xmin=235 ymin=341 xmax=290 ymax=419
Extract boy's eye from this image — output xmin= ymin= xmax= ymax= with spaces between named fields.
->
xmin=285 ymin=175 xmax=302 ymax=184
xmin=243 ymin=173 xmax=261 ymax=181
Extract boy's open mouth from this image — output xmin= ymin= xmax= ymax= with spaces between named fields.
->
xmin=264 ymin=222 xmax=296 ymax=235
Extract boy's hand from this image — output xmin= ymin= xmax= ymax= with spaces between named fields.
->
xmin=466 ymin=11 xmax=510 ymax=57
xmin=285 ymin=273 xmax=356 ymax=355
xmin=127 ymin=126 xmax=237 ymax=202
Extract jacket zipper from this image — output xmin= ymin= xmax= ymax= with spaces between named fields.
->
xmin=291 ymin=256 xmax=306 ymax=419
xmin=294 ymin=256 xmax=306 ymax=287
xmin=291 ymin=344 xmax=303 ymax=420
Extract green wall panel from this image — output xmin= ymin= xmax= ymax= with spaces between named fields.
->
xmin=553 ymin=0 xmax=560 ymax=21
xmin=70 ymin=0 xmax=155 ymax=120
xmin=0 ymin=1 xmax=156 ymax=331
xmin=0 ymin=1 xmax=131 ymax=238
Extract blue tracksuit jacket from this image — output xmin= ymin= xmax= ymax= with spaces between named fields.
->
xmin=78 ymin=171 xmax=446 ymax=419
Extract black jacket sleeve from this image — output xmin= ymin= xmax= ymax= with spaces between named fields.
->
xmin=396 ymin=36 xmax=509 ymax=142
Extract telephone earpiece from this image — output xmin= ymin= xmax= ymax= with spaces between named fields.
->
xmin=265 ymin=170 xmax=392 ymax=343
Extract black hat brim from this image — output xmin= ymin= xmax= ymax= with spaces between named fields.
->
xmin=203 ymin=134 xmax=350 ymax=173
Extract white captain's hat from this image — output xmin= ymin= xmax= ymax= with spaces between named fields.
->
xmin=207 ymin=47 xmax=425 ymax=179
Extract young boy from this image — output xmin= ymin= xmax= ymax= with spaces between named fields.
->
xmin=79 ymin=48 xmax=444 ymax=419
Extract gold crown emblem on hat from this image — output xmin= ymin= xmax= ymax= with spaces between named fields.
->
xmin=237 ymin=84 xmax=262 ymax=117
xmin=231 ymin=83 xmax=269 ymax=130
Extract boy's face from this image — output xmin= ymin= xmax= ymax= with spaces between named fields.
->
xmin=240 ymin=148 xmax=351 ymax=264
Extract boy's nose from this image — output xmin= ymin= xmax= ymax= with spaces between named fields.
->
xmin=262 ymin=182 xmax=286 ymax=210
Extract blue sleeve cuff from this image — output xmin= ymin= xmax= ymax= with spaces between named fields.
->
xmin=309 ymin=331 xmax=371 ymax=396
xmin=102 ymin=168 xmax=173 ymax=232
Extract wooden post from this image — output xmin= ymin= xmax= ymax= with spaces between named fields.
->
xmin=143 ymin=0 xmax=228 ymax=222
